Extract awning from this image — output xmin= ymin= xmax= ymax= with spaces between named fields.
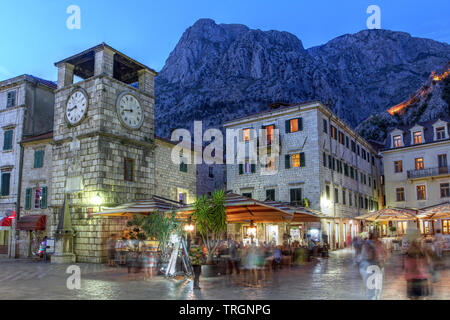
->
xmin=94 ymin=196 xmax=182 ymax=217
xmin=417 ymin=202 xmax=450 ymax=220
xmin=262 ymin=201 xmax=322 ymax=223
xmin=177 ymin=193 xmax=294 ymax=223
xmin=355 ymin=207 xmax=418 ymax=221
xmin=0 ymin=217 xmax=12 ymax=227
xmin=16 ymin=215 xmax=46 ymax=231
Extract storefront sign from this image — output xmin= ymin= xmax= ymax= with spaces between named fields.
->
xmin=46 ymin=238 xmax=55 ymax=254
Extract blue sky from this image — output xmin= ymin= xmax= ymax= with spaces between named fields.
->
xmin=0 ymin=0 xmax=449 ymax=81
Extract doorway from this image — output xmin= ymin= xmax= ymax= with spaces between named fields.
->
xmin=266 ymin=225 xmax=279 ymax=246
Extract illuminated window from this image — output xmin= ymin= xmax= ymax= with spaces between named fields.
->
xmin=396 ymin=188 xmax=405 ymax=202
xmin=397 ymin=221 xmax=408 ymax=235
xmin=339 ymin=132 xmax=344 ymax=145
xmin=394 ymin=160 xmax=403 ymax=173
xmin=415 ymin=158 xmax=424 ymax=170
xmin=413 ymin=131 xmax=423 ymax=144
xmin=419 ymin=220 xmax=433 ymax=235
xmin=416 ymin=185 xmax=426 ymax=200
xmin=34 ymin=188 xmax=42 ymax=209
xmin=331 ymin=126 xmax=337 ymax=140
xmin=292 ymin=154 xmax=300 ymax=168
xmin=265 ymin=125 xmax=275 ymax=145
xmin=290 ymin=119 xmax=298 ymax=133
xmin=393 ymin=135 xmax=402 ymax=148
xmin=178 ymin=192 xmax=187 ymax=204
xmin=243 ymin=128 xmax=251 ymax=141
xmin=443 ymin=220 xmax=450 ymax=235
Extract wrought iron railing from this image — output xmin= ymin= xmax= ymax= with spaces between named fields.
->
xmin=407 ymin=166 xmax=450 ymax=179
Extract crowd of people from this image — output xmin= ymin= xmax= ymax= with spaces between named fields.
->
xmin=353 ymin=229 xmax=446 ymax=300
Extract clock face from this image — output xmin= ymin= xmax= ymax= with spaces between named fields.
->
xmin=116 ymin=93 xmax=144 ymax=130
xmin=66 ymin=90 xmax=88 ymax=125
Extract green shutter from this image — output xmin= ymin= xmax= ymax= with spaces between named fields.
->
xmin=34 ymin=150 xmax=44 ymax=168
xmin=1 ymin=173 xmax=10 ymax=196
xmin=285 ymin=120 xmax=290 ymax=133
xmin=25 ymin=188 xmax=32 ymax=210
xmin=239 ymin=164 xmax=243 ymax=175
xmin=3 ymin=130 xmax=12 ymax=150
xmin=40 ymin=187 xmax=47 ymax=209
xmin=300 ymin=152 xmax=305 ymax=167
xmin=298 ymin=118 xmax=303 ymax=131
xmin=251 ymin=163 xmax=256 ymax=173
xmin=285 ymin=155 xmax=291 ymax=169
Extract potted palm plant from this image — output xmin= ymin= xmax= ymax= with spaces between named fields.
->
xmin=128 ymin=210 xmax=181 ymax=274
xmin=192 ymin=190 xmax=226 ymax=277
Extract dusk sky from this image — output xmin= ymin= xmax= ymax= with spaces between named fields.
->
xmin=0 ymin=0 xmax=449 ymax=81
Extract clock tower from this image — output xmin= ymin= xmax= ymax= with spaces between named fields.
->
xmin=51 ymin=43 xmax=157 ymax=263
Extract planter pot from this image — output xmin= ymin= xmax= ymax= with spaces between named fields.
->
xmin=201 ymin=264 xmax=223 ymax=278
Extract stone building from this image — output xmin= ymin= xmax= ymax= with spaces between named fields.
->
xmin=17 ymin=131 xmax=53 ymax=257
xmin=154 ymin=136 xmax=197 ymax=204
xmin=6 ymin=43 xmax=197 ymax=263
xmin=0 ymin=75 xmax=55 ymax=256
xmin=382 ymin=118 xmax=450 ymax=236
xmin=196 ymin=161 xmax=226 ymax=197
xmin=224 ymin=101 xmax=384 ymax=249
xmin=50 ymin=43 xmax=157 ymax=263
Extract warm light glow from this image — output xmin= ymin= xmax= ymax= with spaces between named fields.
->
xmin=92 ymin=193 xmax=102 ymax=206
xmin=184 ymin=224 xmax=194 ymax=232
xmin=388 ymin=65 xmax=449 ymax=116
xmin=247 ymin=226 xmax=257 ymax=237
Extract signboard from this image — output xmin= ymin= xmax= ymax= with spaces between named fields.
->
xmin=66 ymin=176 xmax=84 ymax=193
xmin=46 ymin=238 xmax=55 ymax=254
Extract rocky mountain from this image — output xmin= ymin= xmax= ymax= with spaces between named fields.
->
xmin=357 ymin=64 xmax=450 ymax=143
xmin=154 ymin=18 xmax=450 ymax=139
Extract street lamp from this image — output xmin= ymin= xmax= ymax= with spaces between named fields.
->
xmin=92 ymin=193 xmax=102 ymax=206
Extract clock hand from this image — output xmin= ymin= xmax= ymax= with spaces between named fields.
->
xmin=68 ymin=106 xmax=78 ymax=112
xmin=123 ymin=109 xmax=133 ymax=112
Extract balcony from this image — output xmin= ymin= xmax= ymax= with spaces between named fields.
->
xmin=407 ymin=166 xmax=450 ymax=179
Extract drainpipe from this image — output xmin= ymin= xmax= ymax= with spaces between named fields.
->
xmin=328 ymin=115 xmax=336 ymax=249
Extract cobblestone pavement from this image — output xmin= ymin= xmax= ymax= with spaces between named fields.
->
xmin=0 ymin=249 xmax=449 ymax=300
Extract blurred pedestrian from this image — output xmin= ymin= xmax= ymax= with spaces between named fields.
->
xmin=107 ymin=234 xmax=117 ymax=267
xmin=189 ymin=238 xmax=205 ymax=290
xmin=359 ymin=232 xmax=384 ymax=300
xmin=404 ymin=240 xmax=430 ymax=300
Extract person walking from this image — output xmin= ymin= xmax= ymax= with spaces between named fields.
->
xmin=189 ymin=238 xmax=205 ymax=290
xmin=404 ymin=240 xmax=430 ymax=300
xmin=107 ymin=234 xmax=117 ymax=267
xmin=359 ymin=232 xmax=384 ymax=300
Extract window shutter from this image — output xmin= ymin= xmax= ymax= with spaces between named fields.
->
xmin=251 ymin=163 xmax=256 ymax=173
xmin=285 ymin=120 xmax=290 ymax=133
xmin=25 ymin=188 xmax=32 ymax=210
xmin=239 ymin=164 xmax=243 ymax=175
xmin=41 ymin=186 xmax=47 ymax=209
xmin=285 ymin=155 xmax=291 ymax=169
xmin=3 ymin=130 xmax=12 ymax=150
xmin=298 ymin=118 xmax=303 ymax=131
xmin=39 ymin=151 xmax=44 ymax=168
xmin=1 ymin=173 xmax=10 ymax=196
xmin=300 ymin=152 xmax=305 ymax=167
xmin=290 ymin=189 xmax=295 ymax=203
